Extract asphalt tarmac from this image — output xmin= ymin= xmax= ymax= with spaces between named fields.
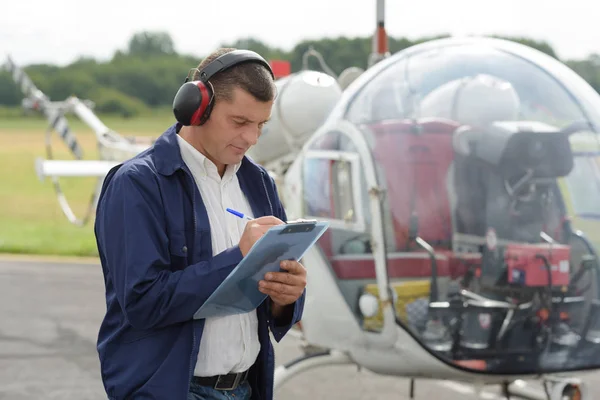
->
xmin=0 ymin=257 xmax=597 ymax=400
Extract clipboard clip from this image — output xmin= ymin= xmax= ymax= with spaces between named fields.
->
xmin=280 ymin=219 xmax=318 ymax=235
xmin=286 ymin=218 xmax=318 ymax=224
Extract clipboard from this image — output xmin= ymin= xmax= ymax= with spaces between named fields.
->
xmin=193 ymin=220 xmax=329 ymax=319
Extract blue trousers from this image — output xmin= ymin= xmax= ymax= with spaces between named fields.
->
xmin=188 ymin=380 xmax=252 ymax=400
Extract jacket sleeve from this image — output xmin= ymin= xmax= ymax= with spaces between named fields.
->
xmin=267 ymin=290 xmax=306 ymax=342
xmin=264 ymin=173 xmax=306 ymax=341
xmin=95 ymin=165 xmax=242 ymax=331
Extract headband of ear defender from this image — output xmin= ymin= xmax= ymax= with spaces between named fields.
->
xmin=172 ymin=49 xmax=275 ymax=126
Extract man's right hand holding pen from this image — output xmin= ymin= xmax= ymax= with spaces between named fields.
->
xmin=238 ymin=215 xmax=284 ymax=257
xmin=228 ymin=208 xmax=307 ymax=321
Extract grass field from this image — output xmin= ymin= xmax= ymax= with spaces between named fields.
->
xmin=0 ymin=109 xmax=175 ymax=258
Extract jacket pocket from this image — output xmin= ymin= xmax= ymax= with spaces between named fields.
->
xmin=168 ymin=229 xmax=189 ymax=269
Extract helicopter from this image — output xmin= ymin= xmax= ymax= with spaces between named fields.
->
xmin=255 ymin=33 xmax=600 ymax=400
xmin=235 ymin=4 xmax=600 ymax=399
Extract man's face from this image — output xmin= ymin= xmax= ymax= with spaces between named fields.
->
xmin=200 ymin=86 xmax=273 ymax=171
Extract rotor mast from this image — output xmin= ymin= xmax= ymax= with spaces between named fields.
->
xmin=368 ymin=0 xmax=390 ymax=67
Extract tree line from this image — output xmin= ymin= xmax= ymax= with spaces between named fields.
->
xmin=1 ymin=31 xmax=600 ymax=117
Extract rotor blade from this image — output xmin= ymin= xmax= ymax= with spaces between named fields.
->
xmin=35 ymin=158 xmax=119 ymax=181
xmin=70 ymin=98 xmax=149 ymax=159
xmin=47 ymin=108 xmax=85 ymax=159
xmin=71 ymin=98 xmax=112 ymax=137
xmin=4 ymin=55 xmax=85 ymax=159
xmin=4 ymin=55 xmax=48 ymax=102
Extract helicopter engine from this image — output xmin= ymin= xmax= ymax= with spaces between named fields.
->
xmin=445 ymin=122 xmax=580 ymax=366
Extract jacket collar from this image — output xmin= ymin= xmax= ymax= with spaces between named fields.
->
xmin=153 ymin=122 xmax=266 ymax=180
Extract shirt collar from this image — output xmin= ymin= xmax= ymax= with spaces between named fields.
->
xmin=176 ymin=134 xmax=242 ymax=181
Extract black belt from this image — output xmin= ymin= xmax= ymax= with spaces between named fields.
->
xmin=191 ymin=369 xmax=249 ymax=391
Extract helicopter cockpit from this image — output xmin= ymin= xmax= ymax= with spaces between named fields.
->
xmin=300 ymin=40 xmax=600 ymax=375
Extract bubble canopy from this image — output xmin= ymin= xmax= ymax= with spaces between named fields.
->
xmin=341 ymin=37 xmax=600 ymax=130
xmin=304 ymin=37 xmax=600 ymax=375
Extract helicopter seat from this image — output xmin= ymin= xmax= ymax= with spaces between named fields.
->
xmin=327 ymin=117 xmax=464 ymax=280
xmin=368 ymin=117 xmax=459 ymax=253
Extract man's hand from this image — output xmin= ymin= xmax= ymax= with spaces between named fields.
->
xmin=259 ymin=260 xmax=306 ymax=310
xmin=238 ymin=216 xmax=285 ymax=257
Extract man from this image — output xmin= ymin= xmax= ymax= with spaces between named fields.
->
xmin=94 ymin=47 xmax=306 ymax=400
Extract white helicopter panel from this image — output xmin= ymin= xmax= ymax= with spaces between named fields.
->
xmin=297 ymin=246 xmax=368 ymax=352
xmin=246 ymin=70 xmax=342 ymax=165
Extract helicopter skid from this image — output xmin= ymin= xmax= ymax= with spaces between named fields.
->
xmin=273 ymin=349 xmax=354 ymax=390
xmin=35 ymin=158 xmax=119 ymax=181
xmin=274 ymin=345 xmax=591 ymax=399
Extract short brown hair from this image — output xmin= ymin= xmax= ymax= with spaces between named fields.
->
xmin=194 ymin=47 xmax=275 ymax=103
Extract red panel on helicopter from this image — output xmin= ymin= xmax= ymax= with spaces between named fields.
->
xmin=330 ymin=252 xmax=451 ymax=279
xmin=329 ymin=250 xmax=478 ymax=279
xmin=505 ymin=243 xmax=571 ymax=287
xmin=368 ymin=118 xmax=460 ymax=251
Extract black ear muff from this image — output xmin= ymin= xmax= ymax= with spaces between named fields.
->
xmin=172 ymin=80 xmax=212 ymax=126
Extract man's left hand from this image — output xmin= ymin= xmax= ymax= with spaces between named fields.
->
xmin=259 ymin=260 xmax=306 ymax=308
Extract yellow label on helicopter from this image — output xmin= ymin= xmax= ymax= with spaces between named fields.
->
xmin=361 ymin=280 xmax=431 ymax=332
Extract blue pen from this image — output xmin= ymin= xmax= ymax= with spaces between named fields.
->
xmin=226 ymin=208 xmax=253 ymax=221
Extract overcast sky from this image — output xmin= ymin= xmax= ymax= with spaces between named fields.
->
xmin=1 ymin=0 xmax=598 ymax=66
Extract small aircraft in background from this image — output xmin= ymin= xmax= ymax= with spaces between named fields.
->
xmin=2 ymin=54 xmax=150 ymax=226
xmin=4 ymin=0 xmax=600 ymax=398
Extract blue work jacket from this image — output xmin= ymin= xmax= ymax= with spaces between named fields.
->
xmin=94 ymin=122 xmax=304 ymax=400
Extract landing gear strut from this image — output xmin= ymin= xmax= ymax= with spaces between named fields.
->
xmin=273 ymin=349 xmax=354 ymax=390
xmin=501 ymin=378 xmax=589 ymax=400
xmin=545 ymin=378 xmax=588 ymax=400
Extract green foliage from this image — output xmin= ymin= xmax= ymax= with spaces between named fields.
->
xmin=128 ymin=31 xmax=177 ymax=56
xmin=0 ymin=73 xmax=22 ymax=105
xmin=0 ymin=105 xmax=28 ymax=118
xmin=489 ymin=35 xmax=559 ymax=58
xmin=566 ymin=55 xmax=600 ymax=93
xmin=90 ymin=87 xmax=149 ymax=118
xmin=2 ymin=30 xmax=600 ymax=116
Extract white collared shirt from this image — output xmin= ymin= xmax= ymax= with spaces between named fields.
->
xmin=176 ymin=134 xmax=260 ymax=376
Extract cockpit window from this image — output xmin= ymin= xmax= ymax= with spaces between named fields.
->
xmin=559 ymin=131 xmax=600 ymax=218
xmin=345 ymin=58 xmax=412 ymax=124
xmin=565 ymin=155 xmax=600 ymax=217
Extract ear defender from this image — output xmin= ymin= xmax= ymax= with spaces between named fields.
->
xmin=172 ymin=50 xmax=275 ymax=127
xmin=172 ymin=80 xmax=213 ymax=126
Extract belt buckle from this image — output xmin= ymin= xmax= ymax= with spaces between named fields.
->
xmin=214 ymin=372 xmax=242 ymax=391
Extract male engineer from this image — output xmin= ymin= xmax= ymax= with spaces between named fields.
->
xmin=94 ymin=47 xmax=306 ymax=400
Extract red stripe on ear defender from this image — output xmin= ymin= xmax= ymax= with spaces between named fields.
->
xmin=190 ymin=82 xmax=210 ymax=125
